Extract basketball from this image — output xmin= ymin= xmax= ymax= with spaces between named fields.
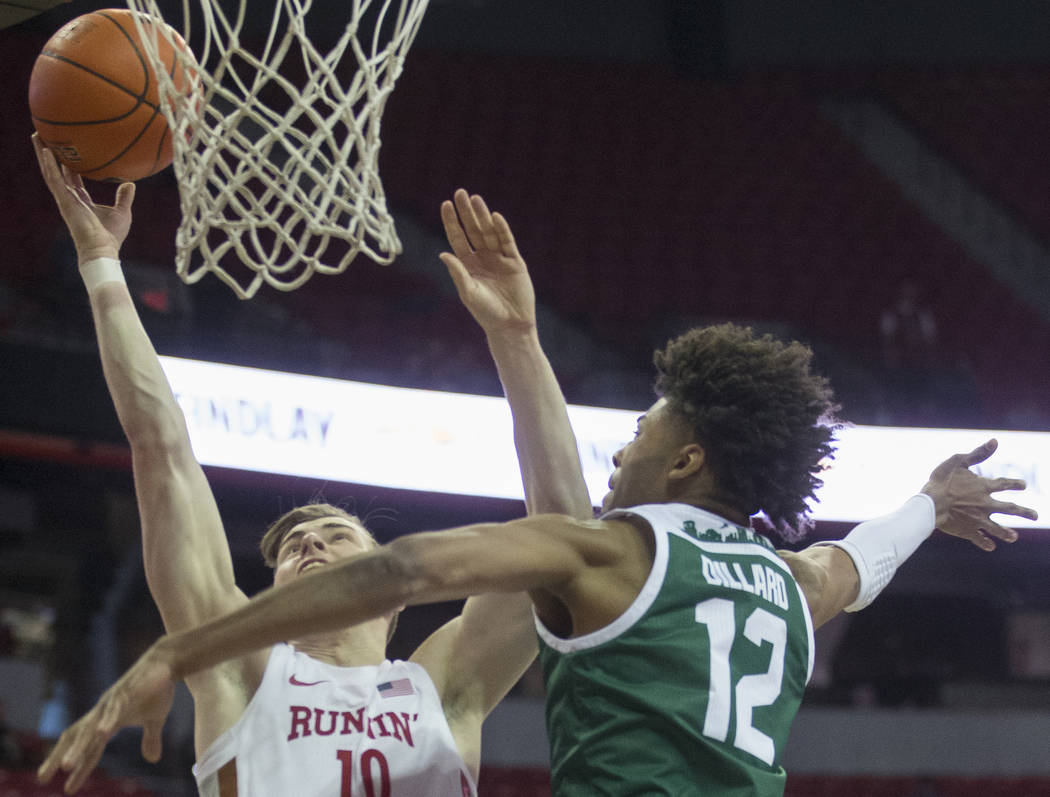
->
xmin=28 ymin=8 xmax=195 ymax=182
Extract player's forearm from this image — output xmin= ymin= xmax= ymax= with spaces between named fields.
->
xmin=158 ymin=518 xmax=577 ymax=680
xmin=486 ymin=328 xmax=593 ymax=519
xmin=814 ymin=494 xmax=935 ymax=612
xmin=159 ymin=545 xmax=421 ymax=679
xmin=83 ymin=262 xmax=188 ymax=448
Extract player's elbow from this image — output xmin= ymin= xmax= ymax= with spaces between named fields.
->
xmin=125 ymin=405 xmax=194 ymax=456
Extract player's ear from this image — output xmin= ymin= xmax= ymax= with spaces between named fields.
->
xmin=669 ymin=443 xmax=705 ymax=481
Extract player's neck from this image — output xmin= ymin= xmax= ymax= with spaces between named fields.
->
xmin=290 ymin=625 xmax=388 ymax=667
xmin=690 ymin=497 xmax=750 ymax=527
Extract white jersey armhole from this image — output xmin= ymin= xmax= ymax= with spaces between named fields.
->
xmin=534 ymin=508 xmax=669 ymax=654
xmin=193 ymin=644 xmax=286 ymax=783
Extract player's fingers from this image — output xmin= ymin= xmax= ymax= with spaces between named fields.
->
xmin=440 ymin=200 xmax=474 ymax=256
xmin=470 ymin=194 xmax=500 ymax=251
xmin=65 ymin=731 xmax=108 ymax=795
xmin=141 ymin=722 xmax=164 ymax=763
xmin=60 ymin=725 xmax=94 ymax=774
xmin=960 ymin=438 xmax=998 ymax=467
xmin=470 ymin=193 xmax=493 ymax=226
xmin=928 ymin=439 xmax=995 ymax=481
xmin=68 ymin=172 xmax=93 ymax=205
xmin=980 ymin=518 xmax=1019 ymax=542
xmin=453 ymin=189 xmax=484 ymax=251
xmin=942 ymin=524 xmax=996 ymax=551
xmin=61 ymin=167 xmax=92 ymax=208
xmin=983 ymin=477 xmax=1027 ymax=493
xmin=438 ymin=252 xmax=470 ymax=297
xmin=988 ymin=499 xmax=1038 ymax=522
xmin=31 ymin=132 xmax=52 ymax=168
xmin=67 ymin=700 xmax=123 ymax=793
xmin=34 ymin=137 xmax=66 ymax=193
xmin=492 ymin=213 xmax=522 ymax=259
xmin=37 ymin=732 xmax=70 ymax=782
xmin=115 ymin=182 xmax=136 ymax=211
xmin=31 ymin=132 xmax=49 ymax=168
xmin=969 ymin=529 xmax=996 ymax=551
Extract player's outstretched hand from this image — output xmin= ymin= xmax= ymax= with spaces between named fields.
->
xmin=921 ymin=438 xmax=1038 ymax=550
xmin=37 ymin=641 xmax=176 ymax=794
xmin=439 ymin=188 xmax=536 ymax=335
xmin=32 ymin=133 xmax=135 ymax=264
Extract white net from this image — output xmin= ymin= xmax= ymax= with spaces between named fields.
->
xmin=124 ymin=0 xmax=429 ymax=298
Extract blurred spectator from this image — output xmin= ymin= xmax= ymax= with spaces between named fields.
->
xmin=880 ymin=279 xmax=938 ymax=372
xmin=878 ymin=279 xmax=981 ymax=425
xmin=37 ymin=680 xmax=69 ymax=742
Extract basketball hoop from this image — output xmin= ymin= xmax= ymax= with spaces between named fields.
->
xmin=123 ymin=0 xmax=429 ymax=298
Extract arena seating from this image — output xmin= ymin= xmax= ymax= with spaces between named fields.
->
xmin=4 ymin=35 xmax=1047 ymax=425
xmin=879 ymin=67 xmax=1050 ymax=243
xmin=6 ymin=36 xmax=1050 ymax=437
xmin=380 ymin=53 xmax=1050 ymax=422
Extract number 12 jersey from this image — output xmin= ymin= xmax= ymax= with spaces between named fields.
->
xmin=537 ymin=503 xmax=814 ymax=796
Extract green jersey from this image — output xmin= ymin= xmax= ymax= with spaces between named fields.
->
xmin=537 ymin=503 xmax=814 ymax=796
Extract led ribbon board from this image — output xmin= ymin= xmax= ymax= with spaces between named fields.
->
xmin=160 ymin=357 xmax=1048 ymax=527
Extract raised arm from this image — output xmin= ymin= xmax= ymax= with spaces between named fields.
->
xmin=439 ymin=188 xmax=592 ymax=517
xmin=780 ymin=438 xmax=1037 ymax=628
xmin=33 ymin=137 xmax=250 ymax=638
xmin=410 ymin=190 xmax=592 ymax=761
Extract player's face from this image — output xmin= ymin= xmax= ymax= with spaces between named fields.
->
xmin=602 ymin=398 xmax=690 ymax=513
xmin=272 ymin=516 xmax=376 ymax=586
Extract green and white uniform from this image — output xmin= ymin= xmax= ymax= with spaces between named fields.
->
xmin=536 ymin=503 xmax=814 ymax=796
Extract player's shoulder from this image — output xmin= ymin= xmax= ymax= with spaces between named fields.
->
xmin=514 ymin=513 xmax=635 ymax=557
xmin=566 ymin=515 xmax=647 ymax=556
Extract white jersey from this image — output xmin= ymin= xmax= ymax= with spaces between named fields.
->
xmin=194 ymin=644 xmax=476 ymax=797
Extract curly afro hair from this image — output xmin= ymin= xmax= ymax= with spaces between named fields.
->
xmin=653 ymin=323 xmax=840 ymax=542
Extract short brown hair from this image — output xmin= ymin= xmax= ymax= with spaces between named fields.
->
xmin=260 ymin=503 xmax=373 ymax=567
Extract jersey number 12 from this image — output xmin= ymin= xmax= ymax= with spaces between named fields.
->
xmin=694 ymin=597 xmax=787 ymax=766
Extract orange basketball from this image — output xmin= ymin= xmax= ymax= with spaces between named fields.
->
xmin=28 ymin=8 xmax=195 ymax=182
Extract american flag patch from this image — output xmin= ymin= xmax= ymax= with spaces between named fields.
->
xmin=378 ymin=678 xmax=413 ymax=698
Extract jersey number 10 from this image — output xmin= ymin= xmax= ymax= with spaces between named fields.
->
xmin=694 ymin=598 xmax=787 ymax=766
xmin=337 ymin=749 xmax=391 ymax=797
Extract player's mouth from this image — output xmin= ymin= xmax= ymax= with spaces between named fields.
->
xmin=298 ymin=557 xmax=327 ymax=574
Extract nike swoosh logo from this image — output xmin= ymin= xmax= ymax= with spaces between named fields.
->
xmin=289 ymin=675 xmax=329 ymax=687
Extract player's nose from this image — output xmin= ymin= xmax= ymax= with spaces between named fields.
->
xmin=301 ymin=531 xmax=326 ymax=551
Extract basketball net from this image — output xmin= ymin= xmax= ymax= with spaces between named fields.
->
xmin=124 ymin=0 xmax=429 ymax=298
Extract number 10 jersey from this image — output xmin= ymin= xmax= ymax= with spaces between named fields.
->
xmin=194 ymin=644 xmax=477 ymax=796
xmin=537 ymin=503 xmax=814 ymax=796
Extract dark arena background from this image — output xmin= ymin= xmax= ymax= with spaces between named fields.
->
xmin=1 ymin=1 xmax=1050 ymax=795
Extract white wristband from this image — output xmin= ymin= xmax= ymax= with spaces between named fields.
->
xmin=817 ymin=493 xmax=936 ymax=612
xmin=80 ymin=257 xmax=125 ymax=293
